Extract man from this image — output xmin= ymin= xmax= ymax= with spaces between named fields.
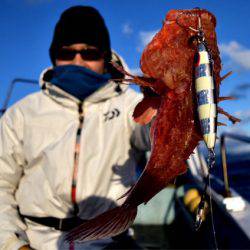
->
xmin=0 ymin=6 xmax=150 ymax=249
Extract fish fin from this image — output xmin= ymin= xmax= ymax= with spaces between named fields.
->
xmin=133 ymin=96 xmax=161 ymax=125
xmin=218 ymin=96 xmax=236 ymax=102
xmin=111 ymin=62 xmax=153 ymax=87
xmin=220 ymin=71 xmax=233 ymax=83
xmin=117 ymin=186 xmax=134 ymax=201
xmin=111 ymin=62 xmax=134 ymax=78
xmin=64 ymin=205 xmax=137 ymax=243
xmin=217 ymin=122 xmax=227 ymax=126
xmin=217 ymin=106 xmax=241 ymax=124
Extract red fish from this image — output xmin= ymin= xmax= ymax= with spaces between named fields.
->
xmin=66 ymin=8 xmax=239 ymax=242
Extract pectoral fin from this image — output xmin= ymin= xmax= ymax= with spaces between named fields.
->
xmin=133 ymin=96 xmax=161 ymax=125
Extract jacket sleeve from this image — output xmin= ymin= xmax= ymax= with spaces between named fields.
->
xmin=127 ymin=90 xmax=151 ymax=152
xmin=0 ymin=108 xmax=28 ymax=249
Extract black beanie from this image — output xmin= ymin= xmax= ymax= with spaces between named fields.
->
xmin=49 ymin=6 xmax=111 ymax=65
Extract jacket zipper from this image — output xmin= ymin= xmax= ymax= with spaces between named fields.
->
xmin=71 ymin=102 xmax=84 ymax=215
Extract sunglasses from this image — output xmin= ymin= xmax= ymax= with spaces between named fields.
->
xmin=55 ymin=48 xmax=104 ymax=61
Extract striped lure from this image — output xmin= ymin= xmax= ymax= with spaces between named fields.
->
xmin=193 ymin=33 xmax=217 ymax=234
xmin=194 ymin=40 xmax=217 ymax=150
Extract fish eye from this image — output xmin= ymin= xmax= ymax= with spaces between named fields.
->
xmin=188 ymin=35 xmax=198 ymax=48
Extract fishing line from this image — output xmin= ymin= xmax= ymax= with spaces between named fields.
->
xmin=195 ymin=149 xmax=218 ymax=250
xmin=208 ymin=165 xmax=219 ymax=250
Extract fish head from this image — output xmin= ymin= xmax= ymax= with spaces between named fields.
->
xmin=140 ymin=8 xmax=220 ymax=94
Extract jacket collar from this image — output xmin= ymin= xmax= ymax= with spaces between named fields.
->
xmin=39 ymin=67 xmax=128 ymax=109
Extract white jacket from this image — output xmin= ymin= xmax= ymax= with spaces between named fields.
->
xmin=0 ymin=67 xmax=150 ymax=249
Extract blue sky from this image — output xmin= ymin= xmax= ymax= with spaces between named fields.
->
xmin=1 ymin=0 xmax=250 ymax=139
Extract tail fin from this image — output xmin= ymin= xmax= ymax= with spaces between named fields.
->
xmin=65 ymin=205 xmax=137 ymax=243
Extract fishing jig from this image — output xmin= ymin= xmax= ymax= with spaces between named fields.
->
xmin=176 ymin=9 xmax=218 ymax=247
xmin=188 ymin=14 xmax=218 ymax=250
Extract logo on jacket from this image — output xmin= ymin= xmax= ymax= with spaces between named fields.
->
xmin=104 ymin=108 xmax=120 ymax=122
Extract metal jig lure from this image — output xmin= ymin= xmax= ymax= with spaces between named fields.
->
xmin=176 ymin=9 xmax=218 ymax=249
xmin=191 ymin=13 xmax=218 ymax=250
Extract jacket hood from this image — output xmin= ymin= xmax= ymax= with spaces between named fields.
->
xmin=39 ymin=51 xmax=130 ymax=106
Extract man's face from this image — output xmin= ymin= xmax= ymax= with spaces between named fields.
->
xmin=55 ymin=43 xmax=105 ymax=74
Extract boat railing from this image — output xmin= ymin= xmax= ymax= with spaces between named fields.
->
xmin=220 ymin=132 xmax=250 ymax=198
xmin=0 ymin=78 xmax=38 ymax=116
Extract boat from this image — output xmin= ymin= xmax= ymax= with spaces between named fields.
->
xmin=132 ymin=133 xmax=250 ymax=249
